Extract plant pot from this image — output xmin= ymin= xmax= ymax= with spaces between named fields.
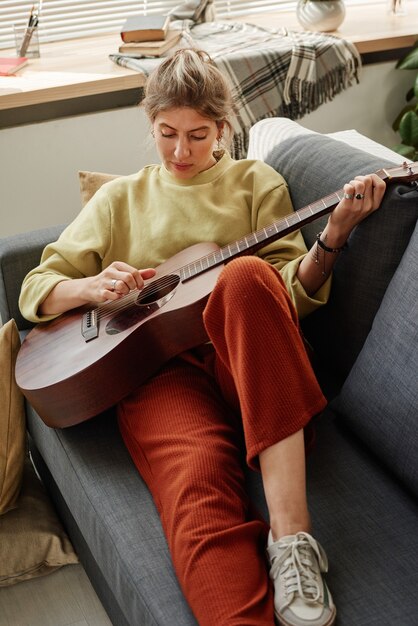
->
xmin=296 ymin=0 xmax=346 ymax=32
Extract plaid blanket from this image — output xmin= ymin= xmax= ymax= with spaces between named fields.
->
xmin=110 ymin=21 xmax=361 ymax=159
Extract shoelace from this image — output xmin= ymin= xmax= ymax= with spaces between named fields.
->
xmin=270 ymin=532 xmax=329 ymax=606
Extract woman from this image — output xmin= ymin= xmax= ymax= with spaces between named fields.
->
xmin=19 ymin=49 xmax=385 ymax=626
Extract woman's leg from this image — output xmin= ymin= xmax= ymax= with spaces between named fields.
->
xmin=118 ymin=352 xmax=275 ymax=626
xmin=259 ymin=430 xmax=310 ymax=540
xmin=203 ymin=256 xmax=327 ymax=472
xmin=203 ymin=256 xmax=335 ymax=626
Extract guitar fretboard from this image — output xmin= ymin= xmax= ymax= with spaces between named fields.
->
xmin=179 ymin=189 xmax=344 ymax=282
xmin=177 ymin=161 xmax=406 ymax=282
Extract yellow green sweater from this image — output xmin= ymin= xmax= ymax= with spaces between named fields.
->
xmin=19 ymin=152 xmax=330 ymax=323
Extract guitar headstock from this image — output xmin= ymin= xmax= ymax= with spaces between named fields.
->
xmin=379 ymin=161 xmax=418 ymax=184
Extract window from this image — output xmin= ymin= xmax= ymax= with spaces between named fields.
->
xmin=0 ymin=0 xmax=384 ymax=50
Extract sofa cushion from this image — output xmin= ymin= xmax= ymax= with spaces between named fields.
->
xmin=332 ymin=221 xmax=418 ymax=496
xmin=79 ymin=170 xmax=120 ymax=207
xmin=0 ymin=319 xmax=25 ymax=514
xmin=305 ymin=408 xmax=418 ymax=626
xmin=263 ymin=132 xmax=418 ymax=378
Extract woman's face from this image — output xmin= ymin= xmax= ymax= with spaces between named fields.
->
xmin=153 ymin=107 xmax=222 ymax=180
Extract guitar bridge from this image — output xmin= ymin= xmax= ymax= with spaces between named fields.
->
xmin=81 ymin=308 xmax=99 ymax=341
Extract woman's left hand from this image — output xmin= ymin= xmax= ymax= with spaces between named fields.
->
xmin=325 ymin=173 xmax=386 ymax=246
xmin=297 ymin=173 xmax=386 ymax=296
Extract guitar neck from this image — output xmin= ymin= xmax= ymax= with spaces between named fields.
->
xmin=179 ymin=165 xmax=401 ymax=282
xmin=178 ymin=190 xmax=331 ymax=282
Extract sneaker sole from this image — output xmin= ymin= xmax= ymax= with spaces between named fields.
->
xmin=275 ymin=606 xmax=337 ymax=626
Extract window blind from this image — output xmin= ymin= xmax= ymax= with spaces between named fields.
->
xmin=0 ymin=1 xmax=180 ymax=49
xmin=0 ymin=0 xmax=386 ymax=50
xmin=215 ymin=0 xmax=389 ymax=18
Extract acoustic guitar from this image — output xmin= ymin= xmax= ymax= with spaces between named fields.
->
xmin=15 ymin=163 xmax=418 ymax=428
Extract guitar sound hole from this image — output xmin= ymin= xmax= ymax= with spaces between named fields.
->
xmin=136 ymin=274 xmax=180 ymax=306
xmin=105 ymin=274 xmax=180 ymax=335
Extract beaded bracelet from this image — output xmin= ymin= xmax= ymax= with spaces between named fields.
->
xmin=314 ymin=231 xmax=347 ymax=276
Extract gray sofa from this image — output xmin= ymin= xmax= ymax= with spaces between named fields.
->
xmin=1 ymin=119 xmax=418 ymax=625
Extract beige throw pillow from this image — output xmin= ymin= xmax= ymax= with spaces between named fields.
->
xmin=0 ymin=319 xmax=25 ymax=515
xmin=0 ymin=458 xmax=79 ymax=586
xmin=0 ymin=319 xmax=78 ymax=585
xmin=79 ymin=170 xmax=120 ymax=207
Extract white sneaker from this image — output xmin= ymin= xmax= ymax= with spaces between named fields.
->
xmin=267 ymin=531 xmax=336 ymax=626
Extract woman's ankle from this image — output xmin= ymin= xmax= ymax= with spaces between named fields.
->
xmin=269 ymin=515 xmax=312 ymax=542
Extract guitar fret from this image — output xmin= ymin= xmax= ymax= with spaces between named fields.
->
xmin=181 ymin=266 xmax=190 ymax=280
xmin=265 ymin=224 xmax=278 ymax=235
xmin=284 ymin=214 xmax=297 ymax=229
xmin=312 ymin=204 xmax=321 ymax=215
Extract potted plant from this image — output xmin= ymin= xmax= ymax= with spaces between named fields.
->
xmin=393 ymin=42 xmax=418 ymax=160
xmin=296 ymin=0 xmax=346 ymax=32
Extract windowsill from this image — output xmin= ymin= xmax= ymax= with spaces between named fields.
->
xmin=0 ymin=4 xmax=417 ymax=127
xmin=240 ymin=3 xmax=418 ymax=55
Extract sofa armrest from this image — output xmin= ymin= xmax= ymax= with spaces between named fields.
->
xmin=248 ymin=118 xmax=407 ymax=165
xmin=0 ymin=225 xmax=65 ymax=330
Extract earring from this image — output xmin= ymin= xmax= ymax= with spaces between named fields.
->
xmin=213 ymin=134 xmax=224 ymax=160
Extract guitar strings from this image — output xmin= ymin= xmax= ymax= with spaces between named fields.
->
xmin=95 ymin=261 xmax=203 ymax=320
xmin=95 ymin=271 xmax=190 ymax=318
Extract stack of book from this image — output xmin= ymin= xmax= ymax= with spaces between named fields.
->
xmin=119 ymin=15 xmax=182 ymax=57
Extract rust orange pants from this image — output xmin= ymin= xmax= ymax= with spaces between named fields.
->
xmin=118 ymin=257 xmax=327 ymax=626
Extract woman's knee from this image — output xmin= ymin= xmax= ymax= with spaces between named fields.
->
xmin=211 ymin=257 xmax=292 ymax=313
xmin=222 ymin=256 xmax=282 ymax=286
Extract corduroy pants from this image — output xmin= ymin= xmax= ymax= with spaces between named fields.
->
xmin=118 ymin=256 xmax=327 ymax=626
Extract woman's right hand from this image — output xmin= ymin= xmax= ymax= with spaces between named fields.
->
xmin=86 ymin=262 xmax=156 ymax=303
xmin=39 ymin=262 xmax=156 ymax=316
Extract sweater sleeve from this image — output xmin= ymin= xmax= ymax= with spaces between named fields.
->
xmin=254 ymin=179 xmax=331 ymax=319
xmin=19 ymin=187 xmax=112 ymax=323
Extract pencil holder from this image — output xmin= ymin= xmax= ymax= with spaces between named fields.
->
xmin=14 ymin=24 xmax=40 ymax=58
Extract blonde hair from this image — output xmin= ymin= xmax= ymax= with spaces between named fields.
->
xmin=142 ymin=48 xmax=235 ymax=138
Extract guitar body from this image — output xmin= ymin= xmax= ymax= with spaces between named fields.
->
xmin=16 ymin=242 xmax=223 ymax=428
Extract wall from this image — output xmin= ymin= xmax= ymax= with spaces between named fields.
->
xmin=298 ymin=59 xmax=412 ymax=144
xmin=0 ymin=60 xmax=412 ymax=237
xmin=0 ymin=106 xmax=159 ymax=237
